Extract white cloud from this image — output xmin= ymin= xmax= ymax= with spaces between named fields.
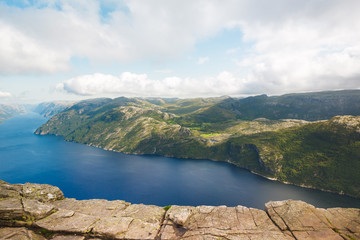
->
xmin=57 ymin=72 xmax=247 ymax=97
xmin=0 ymin=91 xmax=12 ymax=97
xmin=1 ymin=0 xmax=360 ymax=95
xmin=231 ymin=0 xmax=360 ymax=94
xmin=0 ymin=0 xmax=232 ymax=74
xmin=197 ymin=57 xmax=209 ymax=64
xmin=0 ymin=21 xmax=69 ymax=74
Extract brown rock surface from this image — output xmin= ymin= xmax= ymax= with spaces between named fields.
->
xmin=22 ymin=183 xmax=64 ymax=202
xmin=0 ymin=198 xmax=25 ymax=222
xmin=0 ymin=227 xmax=46 ymax=240
xmin=0 ymin=180 xmax=22 ymax=198
xmin=0 ymin=180 xmax=359 ymax=239
xmin=265 ymin=200 xmax=360 ymax=240
xmin=23 ymin=199 xmax=57 ymax=220
xmin=92 ymin=216 xmax=133 ymax=239
xmin=52 ymin=198 xmax=129 ymax=217
xmin=51 ymin=235 xmax=85 ymax=240
xmin=34 ymin=209 xmax=99 ymax=233
xmin=159 ymin=205 xmax=293 ymax=240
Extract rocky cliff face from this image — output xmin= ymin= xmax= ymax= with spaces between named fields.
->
xmin=0 ymin=180 xmax=359 ymax=240
xmin=0 ymin=104 xmax=26 ymax=123
xmin=34 ymin=101 xmax=75 ymax=118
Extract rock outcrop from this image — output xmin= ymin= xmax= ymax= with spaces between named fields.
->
xmin=0 ymin=180 xmax=359 ymax=239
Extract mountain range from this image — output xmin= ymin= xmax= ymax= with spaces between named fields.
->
xmin=35 ymin=90 xmax=360 ymax=198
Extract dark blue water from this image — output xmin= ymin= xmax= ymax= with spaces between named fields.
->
xmin=1 ymin=113 xmax=359 ymax=209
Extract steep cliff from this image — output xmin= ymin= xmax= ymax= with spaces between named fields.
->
xmin=0 ymin=104 xmax=25 ymax=123
xmin=34 ymin=101 xmax=75 ymax=118
xmin=0 ymin=180 xmax=359 ymax=240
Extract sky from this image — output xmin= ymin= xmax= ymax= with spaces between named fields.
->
xmin=0 ymin=0 xmax=360 ymax=103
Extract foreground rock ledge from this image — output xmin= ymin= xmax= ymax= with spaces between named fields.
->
xmin=0 ymin=180 xmax=359 ymax=240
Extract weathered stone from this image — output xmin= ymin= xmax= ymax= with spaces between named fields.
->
xmin=22 ymin=183 xmax=64 ymax=202
xmin=0 ymin=180 xmax=22 ymax=198
xmin=114 ymin=203 xmax=165 ymax=224
xmin=0 ymin=198 xmax=26 ymax=221
xmin=92 ymin=216 xmax=133 ymax=239
xmin=1 ymin=181 xmax=359 ymax=240
xmin=265 ymin=200 xmax=343 ymax=240
xmin=22 ymin=199 xmax=57 ymax=220
xmin=53 ymin=198 xmax=128 ymax=217
xmin=0 ymin=227 xmax=46 ymax=240
xmin=161 ymin=204 xmax=293 ymax=240
xmin=249 ymin=208 xmax=279 ymax=231
xmin=125 ymin=219 xmax=161 ymax=239
xmin=318 ymin=207 xmax=360 ymax=240
xmin=265 ymin=200 xmax=328 ymax=230
xmin=159 ymin=223 xmax=187 ymax=239
xmin=166 ymin=205 xmax=194 ymax=226
xmin=35 ymin=209 xmax=98 ymax=233
xmin=110 ymin=204 xmax=165 ymax=239
xmin=51 ymin=234 xmax=85 ymax=240
xmin=234 ymin=206 xmax=257 ymax=230
xmin=292 ymin=229 xmax=343 ymax=240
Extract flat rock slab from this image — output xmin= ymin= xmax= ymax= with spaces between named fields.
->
xmin=92 ymin=216 xmax=133 ymax=239
xmin=265 ymin=200 xmax=347 ymax=240
xmin=1 ymin=180 xmax=359 ymax=240
xmin=22 ymin=183 xmax=64 ymax=203
xmin=51 ymin=234 xmax=85 ymax=240
xmin=160 ymin=205 xmax=293 ymax=240
xmin=0 ymin=227 xmax=46 ymax=240
xmin=0 ymin=198 xmax=26 ymax=222
xmin=114 ymin=204 xmax=165 ymax=224
xmin=95 ymin=204 xmax=166 ymax=239
xmin=53 ymin=198 xmax=128 ymax=217
xmin=35 ymin=209 xmax=98 ymax=234
xmin=23 ymin=199 xmax=56 ymax=220
xmin=0 ymin=180 xmax=22 ymax=198
xmin=319 ymin=207 xmax=360 ymax=240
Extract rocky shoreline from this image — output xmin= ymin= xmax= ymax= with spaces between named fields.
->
xmin=0 ymin=180 xmax=359 ymax=240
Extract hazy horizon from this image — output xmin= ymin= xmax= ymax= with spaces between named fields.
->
xmin=2 ymin=88 xmax=360 ymax=106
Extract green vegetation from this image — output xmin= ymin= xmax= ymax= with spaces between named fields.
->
xmin=224 ymin=116 xmax=360 ymax=197
xmin=35 ymin=90 xmax=360 ymax=198
xmin=39 ymin=228 xmax=55 ymax=238
xmin=163 ymin=205 xmax=171 ymax=211
xmin=217 ymin=90 xmax=360 ymax=121
xmin=200 ymin=133 xmax=221 ymax=138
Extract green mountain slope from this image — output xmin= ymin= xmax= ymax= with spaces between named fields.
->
xmin=217 ymin=90 xmax=360 ymax=121
xmin=35 ymin=90 xmax=360 ymax=198
xmin=225 ymin=116 xmax=360 ymax=197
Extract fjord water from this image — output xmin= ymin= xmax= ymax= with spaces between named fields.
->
xmin=1 ymin=113 xmax=359 ymax=209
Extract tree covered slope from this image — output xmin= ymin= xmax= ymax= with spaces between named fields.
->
xmin=217 ymin=90 xmax=360 ymax=121
xmin=35 ymin=90 xmax=360 ymax=197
